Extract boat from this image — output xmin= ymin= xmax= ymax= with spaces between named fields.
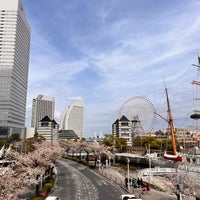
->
xmin=163 ymin=151 xmax=182 ymax=161
xmin=156 ymin=87 xmax=182 ymax=162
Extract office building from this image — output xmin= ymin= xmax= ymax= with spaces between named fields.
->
xmin=31 ymin=95 xmax=55 ymax=131
xmin=60 ymin=99 xmax=84 ymax=138
xmin=0 ymin=0 xmax=31 ymax=139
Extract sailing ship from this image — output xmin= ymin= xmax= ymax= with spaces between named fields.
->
xmin=156 ymin=87 xmax=182 ymax=162
xmin=163 ymin=87 xmax=182 ymax=162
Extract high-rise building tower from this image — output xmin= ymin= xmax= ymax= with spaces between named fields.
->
xmin=31 ymin=95 xmax=55 ymax=130
xmin=60 ymin=99 xmax=84 ymax=137
xmin=0 ymin=0 xmax=31 ymax=139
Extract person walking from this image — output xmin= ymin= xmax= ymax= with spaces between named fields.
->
xmin=125 ymin=177 xmax=128 ymax=189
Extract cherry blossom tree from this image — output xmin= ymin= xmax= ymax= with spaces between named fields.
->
xmin=164 ymin=169 xmax=200 ymax=199
xmin=0 ymin=140 xmax=64 ymax=199
xmin=60 ymin=140 xmax=113 ymax=160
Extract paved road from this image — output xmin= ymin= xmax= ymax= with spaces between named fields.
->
xmin=51 ymin=159 xmax=125 ymax=200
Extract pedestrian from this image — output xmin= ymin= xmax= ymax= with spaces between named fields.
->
xmin=125 ymin=177 xmax=128 ymax=189
xmin=132 ymin=178 xmax=135 ymax=186
xmin=141 ymin=185 xmax=146 ymax=195
xmin=137 ymin=178 xmax=140 ymax=186
xmin=176 ymin=190 xmax=180 ymax=200
xmin=140 ymin=178 xmax=144 ymax=187
xmin=147 ymin=183 xmax=150 ymax=191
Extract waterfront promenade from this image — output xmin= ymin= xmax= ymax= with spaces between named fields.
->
xmin=96 ymin=166 xmax=175 ymax=200
xmin=96 ymin=164 xmax=196 ymax=200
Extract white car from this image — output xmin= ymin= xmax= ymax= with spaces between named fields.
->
xmin=121 ymin=194 xmax=142 ymax=200
xmin=45 ymin=196 xmax=61 ymax=200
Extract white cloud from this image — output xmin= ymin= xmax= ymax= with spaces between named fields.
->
xmin=67 ymin=96 xmax=83 ymax=101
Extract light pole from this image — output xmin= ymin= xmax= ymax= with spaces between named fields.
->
xmin=98 ymin=155 xmax=101 ymax=172
xmin=176 ymin=184 xmax=183 ymax=200
xmin=148 ymin=144 xmax=152 ymax=183
xmin=127 ymin=158 xmax=130 ymax=190
xmin=113 ymin=136 xmax=116 ymax=165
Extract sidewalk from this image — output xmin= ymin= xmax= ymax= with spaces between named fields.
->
xmin=96 ymin=165 xmax=178 ymax=200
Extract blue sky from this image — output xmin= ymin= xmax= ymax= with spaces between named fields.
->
xmin=23 ymin=0 xmax=200 ymax=137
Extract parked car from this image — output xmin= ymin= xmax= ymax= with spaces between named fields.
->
xmin=45 ymin=196 xmax=61 ymax=200
xmin=121 ymin=194 xmax=142 ymax=200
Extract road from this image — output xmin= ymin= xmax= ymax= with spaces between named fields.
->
xmin=51 ymin=159 xmax=125 ymax=200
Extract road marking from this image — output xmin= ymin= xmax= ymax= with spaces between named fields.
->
xmin=96 ymin=180 xmax=108 ymax=186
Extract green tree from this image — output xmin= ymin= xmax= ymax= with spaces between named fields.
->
xmin=161 ymin=139 xmax=173 ymax=151
xmin=115 ymin=137 xmax=127 ymax=152
xmin=101 ymin=134 xmax=127 ymax=152
xmin=81 ymin=137 xmax=86 ymax=142
xmin=133 ymin=135 xmax=142 ymax=146
xmin=101 ymin=134 xmax=114 ymax=147
xmin=10 ymin=133 xmax=20 ymax=142
xmin=142 ymin=136 xmax=156 ymax=147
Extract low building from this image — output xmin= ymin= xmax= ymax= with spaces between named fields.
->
xmin=37 ymin=116 xmax=59 ymax=142
xmin=57 ymin=130 xmax=79 ymax=140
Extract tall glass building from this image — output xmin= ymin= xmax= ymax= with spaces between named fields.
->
xmin=31 ymin=95 xmax=55 ymax=131
xmin=60 ymin=99 xmax=84 ymax=138
xmin=0 ymin=0 xmax=31 ymax=139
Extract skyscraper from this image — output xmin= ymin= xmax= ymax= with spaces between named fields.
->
xmin=60 ymin=99 xmax=84 ymax=137
xmin=31 ymin=95 xmax=55 ymax=130
xmin=0 ymin=0 xmax=31 ymax=139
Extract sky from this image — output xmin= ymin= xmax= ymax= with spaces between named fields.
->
xmin=22 ymin=0 xmax=200 ymax=138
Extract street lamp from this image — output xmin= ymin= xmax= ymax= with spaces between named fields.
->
xmin=127 ymin=158 xmax=130 ymax=190
xmin=176 ymin=184 xmax=183 ymax=200
xmin=148 ymin=144 xmax=152 ymax=183
xmin=98 ymin=155 xmax=101 ymax=171
xmin=113 ymin=136 xmax=116 ymax=165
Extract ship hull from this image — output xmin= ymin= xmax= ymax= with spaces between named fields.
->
xmin=163 ymin=153 xmax=182 ymax=162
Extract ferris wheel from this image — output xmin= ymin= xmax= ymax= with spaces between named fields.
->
xmin=118 ymin=96 xmax=156 ymax=134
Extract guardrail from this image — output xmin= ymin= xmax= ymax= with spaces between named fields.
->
xmin=138 ymin=167 xmax=177 ymax=177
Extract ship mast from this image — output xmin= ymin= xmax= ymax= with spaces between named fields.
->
xmin=165 ymin=87 xmax=177 ymax=155
xmin=191 ymin=55 xmax=200 ymax=122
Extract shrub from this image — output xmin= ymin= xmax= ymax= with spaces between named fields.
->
xmin=51 ymin=174 xmax=56 ymax=181
xmin=32 ymin=197 xmax=44 ymax=200
xmin=43 ymin=183 xmax=53 ymax=193
xmin=45 ymin=175 xmax=55 ymax=185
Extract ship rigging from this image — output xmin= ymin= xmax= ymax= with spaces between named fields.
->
xmin=190 ymin=55 xmax=200 ymax=121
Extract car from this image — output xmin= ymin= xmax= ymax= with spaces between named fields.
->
xmin=121 ymin=194 xmax=142 ymax=200
xmin=45 ymin=196 xmax=61 ymax=200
